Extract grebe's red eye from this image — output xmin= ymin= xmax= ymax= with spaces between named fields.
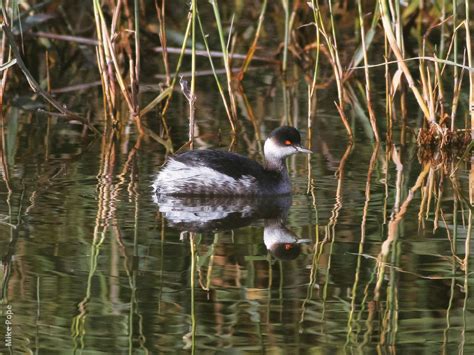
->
xmin=284 ymin=140 xmax=292 ymax=145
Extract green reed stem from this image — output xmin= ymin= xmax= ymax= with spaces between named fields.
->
xmin=209 ymin=0 xmax=237 ymax=121
xmin=155 ymin=0 xmax=170 ymax=86
xmin=394 ymin=0 xmax=403 ymax=50
xmin=282 ymin=0 xmax=289 ymax=72
xmin=451 ymin=0 xmax=459 ymax=129
xmin=309 ymin=0 xmax=320 ymax=97
xmin=440 ymin=0 xmax=446 ymax=57
xmin=149 ymin=10 xmax=192 ymax=119
xmin=189 ymin=0 xmax=197 ymax=148
xmin=327 ymin=0 xmax=338 ymax=53
xmin=196 ymin=10 xmax=234 ymax=130
xmin=133 ymin=0 xmax=140 ymax=108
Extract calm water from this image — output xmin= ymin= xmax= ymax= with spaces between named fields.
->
xmin=0 ymin=66 xmax=472 ymax=354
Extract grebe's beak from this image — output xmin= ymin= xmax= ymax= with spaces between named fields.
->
xmin=295 ymin=145 xmax=313 ymax=154
xmin=296 ymin=238 xmax=312 ymax=244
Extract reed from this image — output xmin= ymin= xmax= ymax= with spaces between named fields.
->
xmin=238 ymin=0 xmax=268 ymax=80
xmin=133 ymin=0 xmax=141 ymax=112
xmin=308 ymin=0 xmax=320 ymax=97
xmin=155 ymin=0 xmax=170 ymax=86
xmin=0 ymin=0 xmax=12 ymax=110
xmin=281 ymin=0 xmax=290 ymax=73
xmin=465 ymin=0 xmax=474 ymax=204
xmin=142 ymin=6 xmax=193 ymax=148
xmin=379 ymin=0 xmax=433 ymax=126
xmin=309 ymin=0 xmax=352 ymax=139
xmin=196 ymin=8 xmax=234 ymax=131
xmin=2 ymin=23 xmax=93 ymax=126
xmin=189 ymin=0 xmax=197 ymax=148
xmin=3 ymin=0 xmax=471 ymax=147
xmin=209 ymin=0 xmax=238 ymax=122
xmin=356 ymin=0 xmax=379 ymax=142
xmin=451 ymin=0 xmax=459 ymax=130
xmin=0 ymin=3 xmax=473 ymax=352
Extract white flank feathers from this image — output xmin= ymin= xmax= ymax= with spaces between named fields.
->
xmin=153 ymin=159 xmax=257 ymax=195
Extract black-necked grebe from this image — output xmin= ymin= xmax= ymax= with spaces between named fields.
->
xmin=153 ymin=126 xmax=312 ymax=196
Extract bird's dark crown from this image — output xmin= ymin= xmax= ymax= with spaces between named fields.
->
xmin=269 ymin=126 xmax=302 ymax=146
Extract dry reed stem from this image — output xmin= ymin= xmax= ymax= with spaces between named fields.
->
xmin=335 ymin=102 xmax=353 ymax=140
xmin=450 ymin=53 xmax=465 ymax=130
xmin=180 ymin=76 xmax=195 ymax=148
xmin=93 ymin=1 xmax=135 ymax=113
xmin=0 ymin=1 xmax=11 ymax=109
xmin=326 ymin=0 xmax=345 ymax=105
xmin=433 ymin=58 xmax=445 ymax=120
xmin=351 ymin=55 xmax=474 ymax=72
xmin=155 ymin=0 xmax=170 ymax=86
xmin=32 ymin=31 xmax=99 ymax=45
xmin=152 ymin=46 xmax=277 ymax=63
xmin=1 ymin=24 xmax=96 ymax=126
xmin=305 ymin=2 xmax=320 ymax=194
xmin=238 ymin=0 xmax=267 ymax=80
xmin=0 ymin=112 xmax=12 ymax=195
xmin=311 ymin=1 xmax=352 ymax=139
xmin=464 ymin=3 xmax=474 ymax=204
xmin=140 ymin=87 xmax=172 ymax=116
xmin=95 ymin=47 xmax=115 ymax=118
xmin=0 ymin=57 xmax=14 ymax=108
xmin=378 ymin=0 xmax=436 ymax=128
xmin=93 ymin=1 xmax=116 ymax=110
xmin=158 ymin=11 xmax=192 ymax=120
xmin=357 ymin=0 xmax=380 ymax=142
xmin=133 ymin=0 xmax=140 ymax=100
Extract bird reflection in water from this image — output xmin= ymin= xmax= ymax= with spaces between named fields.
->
xmin=153 ymin=194 xmax=311 ymax=260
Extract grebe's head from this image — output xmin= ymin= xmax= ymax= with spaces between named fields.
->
xmin=263 ymin=219 xmax=311 ymax=260
xmin=264 ymin=126 xmax=312 ymax=168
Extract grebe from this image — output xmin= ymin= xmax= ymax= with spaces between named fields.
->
xmin=153 ymin=126 xmax=312 ymax=196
